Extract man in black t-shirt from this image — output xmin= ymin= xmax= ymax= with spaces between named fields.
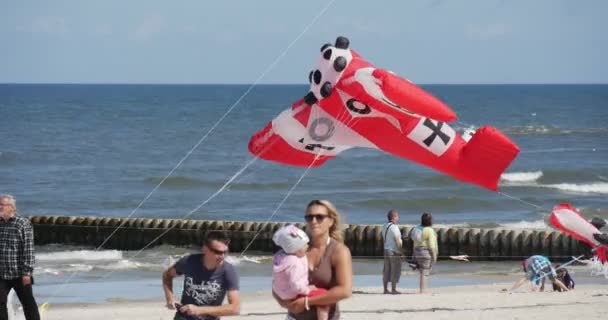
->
xmin=162 ymin=231 xmax=240 ymax=320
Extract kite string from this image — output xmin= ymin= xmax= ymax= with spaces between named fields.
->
xmin=51 ymin=155 xmax=258 ymax=294
xmin=48 ymin=0 xmax=341 ymax=295
xmin=498 ymin=191 xmax=548 ymax=211
xmin=238 ymin=152 xmax=321 ymax=258
xmin=93 ymin=0 xmax=340 ymax=256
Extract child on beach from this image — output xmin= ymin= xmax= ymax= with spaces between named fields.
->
xmin=553 ymin=265 xmax=575 ymax=292
xmin=272 ymin=225 xmax=328 ymax=320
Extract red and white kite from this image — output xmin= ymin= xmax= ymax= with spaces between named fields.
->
xmin=550 ymin=203 xmax=607 ymax=263
xmin=249 ymin=37 xmax=520 ymax=191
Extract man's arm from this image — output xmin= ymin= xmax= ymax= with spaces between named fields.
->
xmin=21 ymin=221 xmax=35 ymax=285
xmin=187 ymin=290 xmax=240 ymax=317
xmin=427 ymin=229 xmax=438 ymax=263
xmin=162 ymin=266 xmax=178 ymax=309
xmin=393 ymin=226 xmax=403 ymax=252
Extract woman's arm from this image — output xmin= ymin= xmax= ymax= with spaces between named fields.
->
xmin=272 ymin=290 xmax=291 ymax=309
xmin=509 ymin=277 xmax=528 ymax=292
xmin=308 ymin=244 xmax=353 ymax=307
xmin=426 ymin=228 xmax=438 ymax=262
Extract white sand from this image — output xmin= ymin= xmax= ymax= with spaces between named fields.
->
xmin=43 ymin=283 xmax=608 ymax=320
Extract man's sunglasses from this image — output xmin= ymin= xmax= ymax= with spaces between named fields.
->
xmin=305 ymin=214 xmax=329 ymax=223
xmin=208 ymin=246 xmax=229 ymax=255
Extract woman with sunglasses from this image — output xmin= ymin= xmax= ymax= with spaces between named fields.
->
xmin=273 ymin=200 xmax=353 ymax=320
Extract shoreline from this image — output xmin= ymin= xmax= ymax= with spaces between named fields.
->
xmin=33 ymin=272 xmax=521 ymax=304
xmin=32 ymin=258 xmax=607 ymax=304
xmin=39 ymin=283 xmax=608 ymax=320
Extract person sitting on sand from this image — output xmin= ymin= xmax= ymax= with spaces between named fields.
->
xmin=272 ymin=225 xmax=329 ymax=320
xmin=553 ymin=265 xmax=575 ymax=292
xmin=509 ymin=255 xmax=569 ymax=292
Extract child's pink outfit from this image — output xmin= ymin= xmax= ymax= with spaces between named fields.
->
xmin=271 ymin=225 xmax=327 ymax=302
xmin=272 ymin=250 xmax=311 ymax=300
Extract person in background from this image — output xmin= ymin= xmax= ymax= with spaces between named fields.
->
xmin=411 ymin=212 xmax=437 ymax=294
xmin=162 ymin=231 xmax=240 ymax=320
xmin=509 ymin=255 xmax=569 ymax=292
xmin=0 ymin=194 xmax=40 ymax=320
xmin=381 ymin=209 xmax=402 ymax=294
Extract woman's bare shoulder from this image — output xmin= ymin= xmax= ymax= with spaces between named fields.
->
xmin=331 ymin=242 xmax=352 ymax=260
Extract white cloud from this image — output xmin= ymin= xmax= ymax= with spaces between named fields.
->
xmin=131 ymin=14 xmax=165 ymax=41
xmin=465 ymin=22 xmax=512 ymax=40
xmin=18 ymin=16 xmax=68 ymax=35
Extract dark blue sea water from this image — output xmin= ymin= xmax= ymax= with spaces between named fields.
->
xmin=1 ymin=84 xmax=607 ymax=227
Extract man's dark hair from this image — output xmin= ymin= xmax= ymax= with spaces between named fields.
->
xmin=387 ymin=209 xmax=398 ymax=222
xmin=204 ymin=231 xmax=230 ymax=247
xmin=421 ymin=212 xmax=433 ymax=227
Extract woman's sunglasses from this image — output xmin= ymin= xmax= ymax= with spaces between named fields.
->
xmin=305 ymin=214 xmax=329 ymax=223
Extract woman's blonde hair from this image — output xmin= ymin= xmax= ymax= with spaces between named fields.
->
xmin=306 ymin=199 xmax=344 ymax=243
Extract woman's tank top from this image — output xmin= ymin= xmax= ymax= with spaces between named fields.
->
xmin=289 ymin=239 xmax=340 ymax=320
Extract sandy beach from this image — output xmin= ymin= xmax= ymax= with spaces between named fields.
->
xmin=42 ymin=283 xmax=608 ymax=320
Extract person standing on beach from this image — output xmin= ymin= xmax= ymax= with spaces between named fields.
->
xmin=273 ymin=199 xmax=353 ymax=320
xmin=411 ymin=212 xmax=437 ymax=294
xmin=0 ymin=194 xmax=40 ymax=320
xmin=162 ymin=231 xmax=240 ymax=320
xmin=381 ymin=209 xmax=402 ymax=294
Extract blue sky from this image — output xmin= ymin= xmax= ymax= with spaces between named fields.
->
xmin=1 ymin=0 xmax=607 ymax=84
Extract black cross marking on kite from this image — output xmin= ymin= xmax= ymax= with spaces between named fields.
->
xmin=298 ymin=138 xmax=335 ymax=151
xmin=422 ymin=119 xmax=451 ymax=147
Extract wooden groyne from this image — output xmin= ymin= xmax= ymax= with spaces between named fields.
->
xmin=29 ymin=216 xmax=588 ymax=260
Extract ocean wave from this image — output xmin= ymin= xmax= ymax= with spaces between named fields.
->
xmin=353 ymin=197 xmax=495 ymax=211
xmin=498 ymin=220 xmax=549 ymax=229
xmin=542 ymin=182 xmax=608 ymax=195
xmin=143 ymin=176 xmax=218 ymax=189
xmin=521 ymin=147 xmax=605 ymax=154
xmin=226 ymin=255 xmax=270 ymax=265
xmin=502 ymin=179 xmax=608 ymax=195
xmin=94 ymin=259 xmax=158 ymax=271
xmin=440 ymin=220 xmax=549 ymax=230
xmin=37 ymin=250 xmax=123 ymax=262
xmin=503 ymin=125 xmax=608 ymax=136
xmin=501 ymin=171 xmax=543 ymax=183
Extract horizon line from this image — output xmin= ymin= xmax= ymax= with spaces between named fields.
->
xmin=1 ymin=82 xmax=607 ymax=86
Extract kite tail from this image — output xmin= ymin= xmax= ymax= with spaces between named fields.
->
xmin=459 ymin=126 xmax=520 ymax=191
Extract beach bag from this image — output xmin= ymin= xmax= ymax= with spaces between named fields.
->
xmin=410 ymin=225 xmax=424 ymax=243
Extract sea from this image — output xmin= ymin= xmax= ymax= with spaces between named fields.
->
xmin=1 ymin=84 xmax=607 ymax=303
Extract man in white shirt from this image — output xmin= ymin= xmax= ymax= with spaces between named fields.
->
xmin=381 ymin=210 xmax=402 ymax=294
